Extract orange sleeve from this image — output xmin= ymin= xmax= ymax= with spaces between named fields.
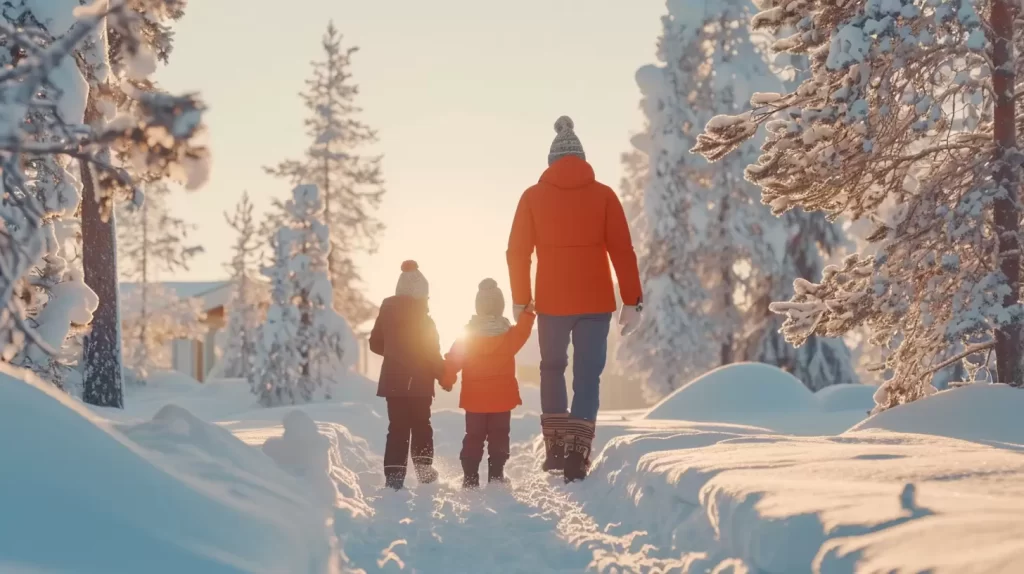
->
xmin=501 ymin=311 xmax=536 ymax=356
xmin=605 ymin=188 xmax=643 ymax=307
xmin=506 ymin=191 xmax=535 ymax=306
xmin=442 ymin=340 xmax=465 ymax=388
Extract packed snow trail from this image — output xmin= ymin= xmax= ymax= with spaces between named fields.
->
xmin=338 ymin=442 xmax=682 ymax=574
xmin=57 ymin=369 xmax=1023 ymax=574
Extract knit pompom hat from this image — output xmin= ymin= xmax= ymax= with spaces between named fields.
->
xmin=395 ymin=260 xmax=429 ymax=299
xmin=548 ymin=115 xmax=586 ymax=166
xmin=474 ymin=278 xmax=506 ymax=317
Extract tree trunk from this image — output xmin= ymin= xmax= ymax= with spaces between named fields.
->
xmin=81 ymin=159 xmax=124 ymax=408
xmin=719 ymin=196 xmax=734 ymax=366
xmin=991 ymin=0 xmax=1022 ymax=386
xmin=139 ymin=198 xmax=148 ymax=371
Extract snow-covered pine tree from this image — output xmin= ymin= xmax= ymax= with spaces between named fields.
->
xmin=0 ymin=2 xmax=205 ymax=402
xmin=116 ymin=181 xmax=203 ymax=382
xmin=1 ymin=3 xmax=97 ymax=391
xmin=619 ymin=148 xmax=649 ymax=238
xmin=743 ymin=209 xmax=860 ymax=389
xmin=79 ymin=0 xmax=208 ymax=408
xmin=693 ymin=0 xmax=1022 ymax=409
xmin=218 ymin=192 xmax=267 ymax=380
xmin=252 ymin=185 xmax=354 ymax=407
xmin=265 ymin=21 xmax=383 ymax=331
xmin=739 ymin=26 xmax=860 ymax=390
xmin=623 ymin=0 xmax=787 ymax=400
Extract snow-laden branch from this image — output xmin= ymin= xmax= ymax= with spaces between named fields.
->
xmin=1 ymin=0 xmax=209 ymax=378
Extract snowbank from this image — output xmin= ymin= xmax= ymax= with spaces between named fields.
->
xmin=583 ymin=427 xmax=1024 ymax=573
xmin=642 ymin=364 xmax=876 ymax=434
xmin=646 ymin=362 xmax=816 ymax=421
xmin=814 ymin=383 xmax=876 ymax=413
xmin=849 ymin=383 xmax=1024 ymax=447
xmin=0 ymin=366 xmax=341 ymax=574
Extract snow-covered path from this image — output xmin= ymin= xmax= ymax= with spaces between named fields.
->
xmin=338 ymin=442 xmax=668 ymax=574
xmin=11 ymin=368 xmax=1019 ymax=573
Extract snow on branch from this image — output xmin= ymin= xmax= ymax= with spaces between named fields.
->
xmin=1 ymin=0 xmax=208 ymax=375
xmin=694 ymin=0 xmax=1023 ymax=408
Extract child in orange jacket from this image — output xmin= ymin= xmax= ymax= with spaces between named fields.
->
xmin=441 ymin=279 xmax=535 ymax=488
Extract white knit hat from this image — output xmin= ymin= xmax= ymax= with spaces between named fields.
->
xmin=395 ymin=260 xmax=429 ymax=299
xmin=548 ymin=115 xmax=586 ymax=165
xmin=475 ymin=278 xmax=505 ymax=317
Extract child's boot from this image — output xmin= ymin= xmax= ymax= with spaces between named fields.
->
xmin=488 ymin=458 xmax=510 ymax=485
xmin=461 ymin=459 xmax=481 ymax=489
xmin=563 ymin=418 xmax=596 ymax=484
xmin=414 ymin=460 xmax=439 ymax=485
xmin=384 ymin=466 xmax=406 ymax=490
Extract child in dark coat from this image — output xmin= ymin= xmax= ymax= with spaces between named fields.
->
xmin=441 ymin=279 xmax=536 ymax=488
xmin=370 ymin=260 xmax=445 ymax=490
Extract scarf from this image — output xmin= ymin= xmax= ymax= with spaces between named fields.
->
xmin=466 ymin=315 xmax=511 ymax=337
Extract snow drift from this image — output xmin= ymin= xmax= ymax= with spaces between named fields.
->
xmin=849 ymin=383 xmax=1024 ymax=447
xmin=585 ymin=425 xmax=1024 ymax=572
xmin=643 ymin=363 xmax=873 ymax=434
xmin=0 ymin=365 xmax=341 ymax=574
xmin=645 ymin=362 xmax=817 ymax=422
xmin=814 ymin=383 xmax=876 ymax=413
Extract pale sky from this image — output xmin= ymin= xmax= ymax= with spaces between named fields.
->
xmin=156 ymin=0 xmax=664 ymax=345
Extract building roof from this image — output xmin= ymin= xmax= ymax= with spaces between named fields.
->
xmin=118 ymin=280 xmax=233 ymax=312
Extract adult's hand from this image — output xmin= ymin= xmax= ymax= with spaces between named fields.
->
xmin=618 ymin=305 xmax=642 ymax=337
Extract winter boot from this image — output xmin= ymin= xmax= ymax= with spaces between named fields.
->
xmin=462 ymin=459 xmax=481 ymax=489
xmin=541 ymin=413 xmax=568 ymax=472
xmin=384 ymin=466 xmax=406 ymax=490
xmin=414 ymin=464 xmax=439 ymax=485
xmin=488 ymin=458 xmax=510 ymax=485
xmin=563 ymin=418 xmax=596 ymax=484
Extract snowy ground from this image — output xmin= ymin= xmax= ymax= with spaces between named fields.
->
xmin=2 ymin=363 xmax=1024 ymax=573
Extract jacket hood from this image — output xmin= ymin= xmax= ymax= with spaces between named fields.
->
xmin=381 ymin=295 xmax=429 ymax=316
xmin=539 ymin=156 xmax=596 ymax=189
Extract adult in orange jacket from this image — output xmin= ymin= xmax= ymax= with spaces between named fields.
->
xmin=506 ymin=116 xmax=643 ymax=483
xmin=442 ymin=279 xmax=536 ymax=488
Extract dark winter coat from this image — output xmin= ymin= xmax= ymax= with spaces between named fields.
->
xmin=370 ymin=296 xmax=444 ymax=398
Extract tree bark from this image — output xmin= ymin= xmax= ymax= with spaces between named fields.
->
xmin=80 ymin=159 xmax=125 ymax=408
xmin=719 ymin=196 xmax=734 ymax=366
xmin=991 ymin=0 xmax=1022 ymax=386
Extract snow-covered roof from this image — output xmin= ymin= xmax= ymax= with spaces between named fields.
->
xmin=119 ymin=280 xmax=233 ymax=312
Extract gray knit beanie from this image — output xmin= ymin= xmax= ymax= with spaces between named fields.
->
xmin=548 ymin=115 xmax=586 ymax=165
xmin=475 ymin=278 xmax=505 ymax=317
xmin=395 ymin=260 xmax=429 ymax=299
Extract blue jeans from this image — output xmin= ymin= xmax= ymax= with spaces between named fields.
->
xmin=538 ymin=313 xmax=612 ymax=421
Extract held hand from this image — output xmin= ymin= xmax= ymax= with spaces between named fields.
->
xmin=618 ymin=305 xmax=642 ymax=337
xmin=524 ymin=301 xmax=535 ymax=315
xmin=513 ymin=304 xmax=527 ymax=322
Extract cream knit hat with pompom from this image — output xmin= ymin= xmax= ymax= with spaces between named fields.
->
xmin=474 ymin=278 xmax=506 ymax=317
xmin=395 ymin=260 xmax=429 ymax=299
xmin=548 ymin=115 xmax=586 ymax=165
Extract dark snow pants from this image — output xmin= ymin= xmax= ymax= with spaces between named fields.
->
xmin=538 ymin=313 xmax=612 ymax=421
xmin=460 ymin=411 xmax=512 ymax=465
xmin=383 ymin=397 xmax=434 ymax=484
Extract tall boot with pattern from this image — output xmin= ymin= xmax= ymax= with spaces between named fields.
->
xmin=563 ymin=418 xmax=596 ymax=484
xmin=540 ymin=413 xmax=568 ymax=472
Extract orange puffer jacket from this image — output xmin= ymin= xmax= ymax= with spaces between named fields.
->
xmin=507 ymin=156 xmax=642 ymax=316
xmin=442 ymin=312 xmax=536 ymax=413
